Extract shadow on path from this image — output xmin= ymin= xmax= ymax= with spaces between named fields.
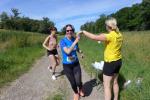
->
xmin=82 ymin=79 xmax=98 ymax=96
xmin=55 ymin=70 xmax=65 ymax=78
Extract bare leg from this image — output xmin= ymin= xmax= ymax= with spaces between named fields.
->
xmin=113 ymin=74 xmax=119 ymax=100
xmin=55 ymin=54 xmax=60 ymax=66
xmin=48 ymin=55 xmax=57 ymax=75
xmin=74 ymin=93 xmax=79 ymax=100
xmin=103 ymin=74 xmax=113 ymax=100
xmin=79 ymin=88 xmax=84 ymax=97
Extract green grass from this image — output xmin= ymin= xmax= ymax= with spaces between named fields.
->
xmin=119 ymin=31 xmax=150 ymax=100
xmin=0 ymin=29 xmax=46 ymax=87
xmin=78 ymin=35 xmax=104 ymax=77
xmin=46 ymin=88 xmax=67 ymax=100
xmin=78 ymin=31 xmax=150 ymax=100
xmin=46 ymin=93 xmax=64 ymax=100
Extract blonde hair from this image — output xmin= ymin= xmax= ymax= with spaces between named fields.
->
xmin=105 ymin=17 xmax=119 ymax=33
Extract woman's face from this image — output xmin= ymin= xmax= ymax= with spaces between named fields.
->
xmin=106 ymin=25 xmax=111 ymax=32
xmin=66 ymin=26 xmax=74 ymax=38
xmin=51 ymin=29 xmax=57 ymax=35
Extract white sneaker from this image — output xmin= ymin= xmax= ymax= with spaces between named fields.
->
xmin=48 ymin=66 xmax=52 ymax=72
xmin=52 ymin=75 xmax=56 ymax=80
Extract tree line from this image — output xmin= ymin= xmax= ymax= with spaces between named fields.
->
xmin=80 ymin=0 xmax=150 ymax=33
xmin=0 ymin=0 xmax=149 ymax=34
xmin=0 ymin=8 xmax=54 ymax=34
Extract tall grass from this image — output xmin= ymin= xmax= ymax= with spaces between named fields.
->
xmin=78 ymin=35 xmax=104 ymax=75
xmin=0 ymin=29 xmax=46 ymax=87
xmin=120 ymin=31 xmax=150 ymax=100
xmin=78 ymin=31 xmax=150 ymax=100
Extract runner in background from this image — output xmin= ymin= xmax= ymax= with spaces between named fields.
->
xmin=43 ymin=27 xmax=60 ymax=80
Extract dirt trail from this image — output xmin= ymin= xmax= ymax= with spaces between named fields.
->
xmin=0 ymin=55 xmax=104 ymax=100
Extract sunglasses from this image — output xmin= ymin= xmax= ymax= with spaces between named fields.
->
xmin=66 ymin=30 xmax=73 ymax=32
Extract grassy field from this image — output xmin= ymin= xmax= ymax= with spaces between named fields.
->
xmin=78 ymin=31 xmax=150 ymax=100
xmin=0 ymin=29 xmax=46 ymax=87
xmin=0 ymin=29 xmax=149 ymax=99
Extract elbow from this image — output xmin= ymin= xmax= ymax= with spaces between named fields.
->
xmin=66 ymin=51 xmax=71 ymax=55
xmin=42 ymin=43 xmax=47 ymax=49
xmin=42 ymin=43 xmax=45 ymax=47
xmin=63 ymin=48 xmax=72 ymax=55
xmin=65 ymin=49 xmax=71 ymax=55
xmin=92 ymin=36 xmax=99 ymax=41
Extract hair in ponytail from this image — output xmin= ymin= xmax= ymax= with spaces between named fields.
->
xmin=105 ymin=17 xmax=120 ymax=33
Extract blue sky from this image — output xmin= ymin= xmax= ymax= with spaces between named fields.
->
xmin=0 ymin=0 xmax=142 ymax=31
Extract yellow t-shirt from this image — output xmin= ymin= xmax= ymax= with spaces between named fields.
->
xmin=104 ymin=31 xmax=123 ymax=62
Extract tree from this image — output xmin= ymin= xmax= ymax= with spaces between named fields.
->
xmin=140 ymin=0 xmax=150 ymax=30
xmin=60 ymin=26 xmax=66 ymax=35
xmin=38 ymin=17 xmax=54 ymax=33
xmin=0 ymin=9 xmax=55 ymax=33
xmin=80 ymin=0 xmax=150 ymax=31
xmin=95 ymin=14 xmax=107 ymax=32
xmin=0 ymin=12 xmax=10 ymax=29
xmin=11 ymin=8 xmax=20 ymax=18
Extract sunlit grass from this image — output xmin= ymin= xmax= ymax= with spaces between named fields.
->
xmin=0 ymin=29 xmax=46 ymax=87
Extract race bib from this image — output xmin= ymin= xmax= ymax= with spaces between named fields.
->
xmin=67 ymin=55 xmax=76 ymax=62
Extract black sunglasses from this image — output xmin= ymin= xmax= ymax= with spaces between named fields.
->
xmin=66 ymin=30 xmax=73 ymax=32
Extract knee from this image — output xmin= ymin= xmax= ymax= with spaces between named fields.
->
xmin=103 ymin=82 xmax=111 ymax=89
xmin=56 ymin=61 xmax=59 ymax=66
xmin=113 ymin=80 xmax=118 ymax=86
xmin=52 ymin=62 xmax=57 ymax=67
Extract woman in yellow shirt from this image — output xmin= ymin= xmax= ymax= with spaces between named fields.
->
xmin=77 ymin=17 xmax=123 ymax=100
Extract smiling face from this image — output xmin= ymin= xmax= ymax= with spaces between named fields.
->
xmin=66 ymin=26 xmax=74 ymax=39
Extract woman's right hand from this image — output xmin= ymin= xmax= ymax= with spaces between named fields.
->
xmin=74 ymin=37 xmax=80 ymax=43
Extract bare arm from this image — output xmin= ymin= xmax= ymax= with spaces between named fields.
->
xmin=42 ymin=36 xmax=50 ymax=50
xmin=63 ymin=37 xmax=79 ymax=54
xmin=82 ymin=30 xmax=106 ymax=42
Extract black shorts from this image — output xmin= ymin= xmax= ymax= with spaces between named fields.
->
xmin=103 ymin=59 xmax=122 ymax=76
xmin=47 ymin=49 xmax=58 ymax=56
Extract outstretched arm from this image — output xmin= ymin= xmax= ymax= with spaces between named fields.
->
xmin=77 ymin=30 xmax=106 ymax=42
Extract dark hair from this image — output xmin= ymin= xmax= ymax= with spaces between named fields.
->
xmin=48 ymin=26 xmax=57 ymax=34
xmin=50 ymin=27 xmax=57 ymax=31
xmin=65 ymin=24 xmax=75 ymax=32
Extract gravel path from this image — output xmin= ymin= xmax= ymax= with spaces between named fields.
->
xmin=0 ymin=55 xmax=104 ymax=100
